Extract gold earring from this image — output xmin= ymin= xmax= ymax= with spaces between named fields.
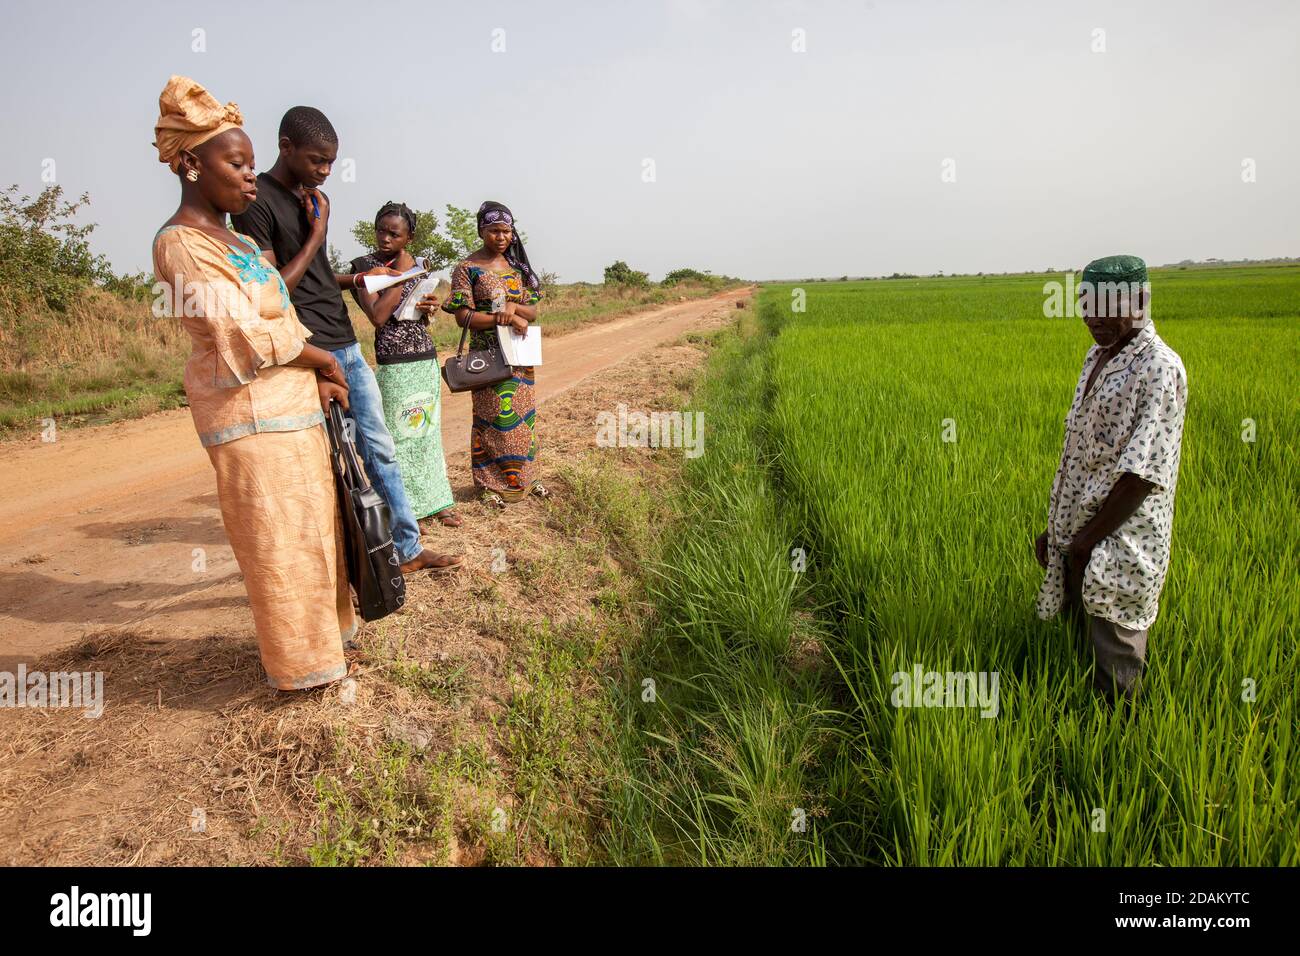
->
xmin=186 ymin=169 xmax=199 ymax=182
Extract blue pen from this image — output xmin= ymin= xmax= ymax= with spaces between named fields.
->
xmin=309 ymin=193 xmax=320 ymax=220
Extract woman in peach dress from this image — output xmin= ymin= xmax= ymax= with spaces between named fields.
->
xmin=151 ymin=75 xmax=355 ymax=689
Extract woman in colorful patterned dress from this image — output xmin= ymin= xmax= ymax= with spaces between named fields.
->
xmin=151 ymin=75 xmax=355 ymax=690
xmin=442 ymin=201 xmax=550 ymax=506
xmin=349 ymin=202 xmax=461 ymax=529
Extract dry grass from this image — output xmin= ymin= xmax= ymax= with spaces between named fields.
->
xmin=0 ymin=298 xmax=746 ymax=866
xmin=0 ymin=287 xmax=187 ymax=433
xmin=0 ymin=279 xmax=736 ymax=438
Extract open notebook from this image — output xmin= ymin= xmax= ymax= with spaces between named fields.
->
xmin=496 ymin=325 xmax=543 ymax=366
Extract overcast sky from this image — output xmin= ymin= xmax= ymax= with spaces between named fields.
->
xmin=2 ymin=0 xmax=1296 ymax=281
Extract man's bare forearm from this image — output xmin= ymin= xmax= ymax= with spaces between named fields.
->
xmin=1070 ymin=473 xmax=1155 ymax=555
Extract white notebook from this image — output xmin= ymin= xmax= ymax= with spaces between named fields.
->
xmin=497 ymin=325 xmax=543 ymax=366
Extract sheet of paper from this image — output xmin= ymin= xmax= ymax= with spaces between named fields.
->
xmin=398 ymin=276 xmax=441 ymax=321
xmin=362 ymin=264 xmax=427 ymax=294
xmin=496 ymin=325 xmax=543 ymax=366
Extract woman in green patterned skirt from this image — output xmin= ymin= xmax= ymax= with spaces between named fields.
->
xmin=349 ymin=202 xmax=460 ymax=528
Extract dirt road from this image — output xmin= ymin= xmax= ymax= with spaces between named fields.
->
xmin=0 ymin=288 xmax=750 ymax=670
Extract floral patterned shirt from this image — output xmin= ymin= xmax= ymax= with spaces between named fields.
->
xmin=441 ymin=261 xmax=543 ymax=353
xmin=1036 ymin=322 xmax=1188 ymax=630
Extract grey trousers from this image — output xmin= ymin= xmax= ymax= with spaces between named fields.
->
xmin=1064 ymin=558 xmax=1149 ymax=700
xmin=1083 ymin=613 xmax=1148 ymax=700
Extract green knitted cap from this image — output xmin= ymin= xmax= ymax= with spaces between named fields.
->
xmin=1081 ymin=254 xmax=1148 ymax=286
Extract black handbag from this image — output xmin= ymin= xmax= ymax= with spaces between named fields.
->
xmin=441 ymin=321 xmax=512 ymax=393
xmin=325 ymin=400 xmax=406 ymax=621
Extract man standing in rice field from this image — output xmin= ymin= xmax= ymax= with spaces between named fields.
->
xmin=1034 ymin=255 xmax=1188 ymax=703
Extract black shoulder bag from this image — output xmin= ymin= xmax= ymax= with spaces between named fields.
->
xmin=326 ymin=400 xmax=406 ymax=621
xmin=441 ymin=320 xmax=512 ymax=393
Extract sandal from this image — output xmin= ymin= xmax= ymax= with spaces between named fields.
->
xmin=480 ymin=491 xmax=507 ymax=509
xmin=432 ymin=508 xmax=462 ymax=527
xmin=530 ymin=481 xmax=552 ymax=500
xmin=419 ymin=509 xmax=463 ymax=532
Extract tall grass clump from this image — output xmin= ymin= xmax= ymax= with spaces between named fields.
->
xmin=605 ymin=303 xmax=858 ymax=865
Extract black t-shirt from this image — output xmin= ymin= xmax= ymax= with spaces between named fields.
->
xmin=231 ymin=173 xmax=356 ymax=350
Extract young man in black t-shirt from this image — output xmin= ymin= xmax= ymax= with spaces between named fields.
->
xmin=233 ymin=106 xmax=461 ymax=575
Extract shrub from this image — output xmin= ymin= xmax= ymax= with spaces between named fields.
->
xmin=603 ymin=260 xmax=650 ymax=287
xmin=662 ymin=267 xmax=710 ymax=286
xmin=0 ymin=185 xmax=114 ymax=310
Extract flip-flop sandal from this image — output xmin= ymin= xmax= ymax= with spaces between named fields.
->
xmin=419 ymin=510 xmax=464 ymax=532
xmin=428 ymin=556 xmax=465 ymax=574
xmin=480 ymin=492 xmax=507 ymax=509
xmin=530 ymin=482 xmax=552 ymax=500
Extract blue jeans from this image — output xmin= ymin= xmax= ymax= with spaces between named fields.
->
xmin=331 ymin=343 xmax=422 ymax=563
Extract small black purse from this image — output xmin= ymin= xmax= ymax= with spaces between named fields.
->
xmin=441 ymin=322 xmax=512 ymax=393
xmin=326 ymin=400 xmax=405 ymax=621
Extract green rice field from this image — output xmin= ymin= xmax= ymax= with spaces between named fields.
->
xmin=608 ymin=265 xmax=1298 ymax=866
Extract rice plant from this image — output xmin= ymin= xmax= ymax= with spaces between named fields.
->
xmin=611 ymin=266 xmax=1298 ymax=866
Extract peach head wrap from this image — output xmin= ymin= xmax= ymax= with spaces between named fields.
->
xmin=154 ymin=75 xmax=244 ymax=173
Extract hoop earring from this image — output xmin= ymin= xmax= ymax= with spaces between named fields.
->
xmin=186 ymin=169 xmax=199 ymax=182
